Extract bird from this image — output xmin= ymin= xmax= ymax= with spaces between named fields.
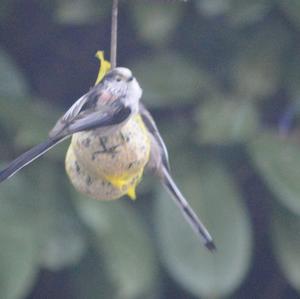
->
xmin=0 ymin=66 xmax=215 ymax=251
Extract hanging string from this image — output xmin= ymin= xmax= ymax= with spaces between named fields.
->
xmin=110 ymin=0 xmax=118 ymax=68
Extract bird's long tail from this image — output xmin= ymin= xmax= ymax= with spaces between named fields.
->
xmin=0 ymin=137 xmax=65 ymax=183
xmin=161 ymin=166 xmax=216 ymax=251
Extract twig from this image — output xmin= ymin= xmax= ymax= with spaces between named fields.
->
xmin=110 ymin=0 xmax=118 ymax=68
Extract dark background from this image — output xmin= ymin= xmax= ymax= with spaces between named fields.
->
xmin=1 ymin=0 xmax=300 ymax=298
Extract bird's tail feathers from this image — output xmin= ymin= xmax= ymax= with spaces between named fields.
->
xmin=0 ymin=137 xmax=66 ymax=183
xmin=161 ymin=166 xmax=216 ymax=251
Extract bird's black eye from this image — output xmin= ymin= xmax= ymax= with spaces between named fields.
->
xmin=116 ymin=77 xmax=122 ymax=82
xmin=128 ymin=76 xmax=134 ymax=82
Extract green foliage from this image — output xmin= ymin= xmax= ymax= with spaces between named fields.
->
xmin=249 ymin=132 xmax=300 ymax=215
xmin=231 ymin=20 xmax=289 ymax=99
xmin=196 ymin=97 xmax=259 ymax=144
xmin=279 ymin=0 xmax=300 ymax=29
xmin=130 ymin=2 xmax=183 ymax=48
xmin=271 ymin=207 xmax=300 ymax=293
xmin=1 ymin=1 xmax=300 ymax=299
xmin=0 ymin=49 xmax=29 ymax=98
xmin=0 ymin=177 xmax=39 ymax=299
xmin=73 ymin=195 xmax=158 ymax=299
xmin=0 ymin=225 xmax=38 ymax=299
xmin=197 ymin=0 xmax=272 ymax=26
xmin=155 ymin=157 xmax=252 ymax=298
xmin=132 ymin=52 xmax=211 ymax=107
xmin=54 ymin=0 xmax=110 ymax=24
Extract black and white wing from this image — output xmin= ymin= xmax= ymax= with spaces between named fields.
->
xmin=0 ymin=84 xmax=131 ymax=183
xmin=49 ymin=83 xmax=131 ymax=138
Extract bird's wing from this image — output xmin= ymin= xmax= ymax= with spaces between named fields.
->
xmin=139 ymin=103 xmax=170 ymax=171
xmin=0 ymin=84 xmax=132 ymax=184
xmin=49 ymin=83 xmax=131 ymax=138
xmin=66 ymin=102 xmax=131 ymax=133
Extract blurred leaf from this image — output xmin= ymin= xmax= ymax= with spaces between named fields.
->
xmin=130 ymin=2 xmax=183 ymax=47
xmin=55 ymin=0 xmax=110 ymax=24
xmin=271 ymin=207 xmax=300 ymax=293
xmin=0 ymin=48 xmax=29 ymax=98
xmin=14 ymin=101 xmax=58 ymax=147
xmin=153 ymin=109 xmax=192 ymax=147
xmin=70 ymin=247 xmax=160 ymax=299
xmin=232 ymin=22 xmax=289 ymax=99
xmin=248 ymin=131 xmax=300 ymax=215
xmin=28 ymin=162 xmax=87 ymax=271
xmin=283 ymin=51 xmax=300 ymax=100
xmin=132 ymin=52 xmax=212 ymax=107
xmin=0 ymin=97 xmax=61 ymax=151
xmin=38 ymin=214 xmax=86 ymax=271
xmin=0 ymin=176 xmax=40 ymax=299
xmin=227 ymin=0 xmax=272 ymax=26
xmin=0 ymin=158 xmax=86 ymax=272
xmin=73 ymin=196 xmax=158 ymax=299
xmin=0 ymin=223 xmax=38 ymax=299
xmin=0 ymin=0 xmax=15 ymax=21
xmin=155 ymin=155 xmax=252 ymax=298
xmin=197 ymin=0 xmax=271 ymax=25
xmin=196 ymin=96 xmax=259 ymax=144
xmin=70 ymin=250 xmax=114 ymax=299
xmin=197 ymin=0 xmax=231 ymax=16
xmin=279 ymin=0 xmax=300 ymax=29
xmin=0 ymin=174 xmax=42 ymax=234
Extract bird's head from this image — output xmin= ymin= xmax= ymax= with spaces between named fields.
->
xmin=102 ymin=67 xmax=142 ymax=110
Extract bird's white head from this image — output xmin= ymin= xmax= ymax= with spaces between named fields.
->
xmin=103 ymin=67 xmax=142 ymax=113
